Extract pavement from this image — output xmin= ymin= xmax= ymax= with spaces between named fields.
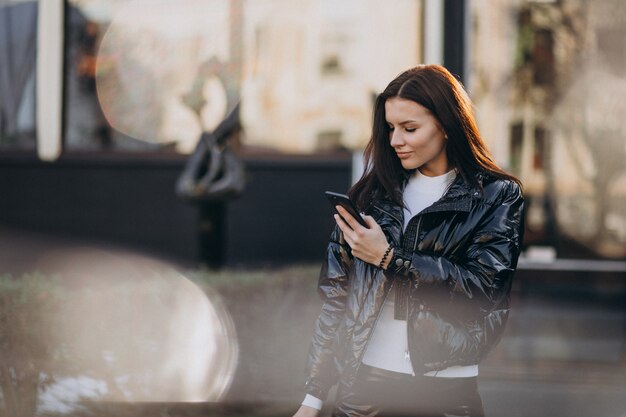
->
xmin=479 ymin=292 xmax=626 ymax=417
xmin=1 ymin=225 xmax=625 ymax=417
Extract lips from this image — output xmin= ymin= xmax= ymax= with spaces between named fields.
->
xmin=396 ymin=151 xmax=412 ymax=159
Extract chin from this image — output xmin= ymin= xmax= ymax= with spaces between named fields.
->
xmin=401 ymin=160 xmax=422 ymax=170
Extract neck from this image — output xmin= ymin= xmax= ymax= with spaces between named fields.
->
xmin=418 ymin=163 xmax=453 ymax=177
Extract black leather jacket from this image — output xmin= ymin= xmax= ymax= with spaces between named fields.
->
xmin=304 ymin=172 xmax=525 ymax=400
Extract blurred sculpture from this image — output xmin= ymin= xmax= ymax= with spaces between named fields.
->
xmin=176 ymin=0 xmax=245 ymax=201
xmin=176 ymin=103 xmax=245 ymax=201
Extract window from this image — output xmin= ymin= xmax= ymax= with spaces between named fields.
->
xmin=64 ymin=0 xmax=423 ymax=155
xmin=533 ymin=126 xmax=547 ymax=171
xmin=532 ymin=29 xmax=555 ymax=86
xmin=65 ymin=0 xmax=237 ymax=154
xmin=509 ymin=122 xmax=523 ymax=175
xmin=0 ymin=0 xmax=38 ymax=150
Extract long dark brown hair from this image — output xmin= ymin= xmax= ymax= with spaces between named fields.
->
xmin=349 ymin=64 xmax=521 ymax=209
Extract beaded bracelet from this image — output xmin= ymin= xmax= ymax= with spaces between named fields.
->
xmin=378 ymin=244 xmax=393 ymax=269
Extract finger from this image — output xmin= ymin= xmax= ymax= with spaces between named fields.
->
xmin=334 ymin=214 xmax=355 ymax=244
xmin=335 ymin=205 xmax=361 ymax=231
xmin=363 ymin=215 xmax=379 ymax=229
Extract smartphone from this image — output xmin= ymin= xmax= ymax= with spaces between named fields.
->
xmin=324 ymin=191 xmax=369 ymax=228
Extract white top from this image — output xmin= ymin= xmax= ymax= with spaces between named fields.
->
xmin=401 ymin=168 xmax=458 ymax=229
xmin=303 ymin=169 xmax=477 ymax=411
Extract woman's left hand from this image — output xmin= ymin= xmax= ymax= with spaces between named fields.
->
xmin=334 ymin=206 xmax=390 ymax=266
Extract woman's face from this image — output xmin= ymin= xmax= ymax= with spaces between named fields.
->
xmin=385 ymin=97 xmax=449 ymax=176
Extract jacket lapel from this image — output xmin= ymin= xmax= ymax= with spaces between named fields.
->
xmin=419 ymin=172 xmax=483 ymax=215
xmin=371 ymin=172 xmax=484 ymax=238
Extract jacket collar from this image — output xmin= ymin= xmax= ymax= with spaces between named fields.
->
xmin=373 ymin=171 xmax=486 ymax=220
xmin=420 ymin=171 xmax=484 ymax=214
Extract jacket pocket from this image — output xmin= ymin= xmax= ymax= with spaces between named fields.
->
xmin=407 ymin=308 xmax=480 ymax=373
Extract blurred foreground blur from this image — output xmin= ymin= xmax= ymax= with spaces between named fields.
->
xmin=0 ymin=226 xmax=238 ymax=416
xmin=0 ymin=226 xmax=624 ymax=417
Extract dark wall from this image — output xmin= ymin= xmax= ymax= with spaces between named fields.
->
xmin=225 ymin=156 xmax=352 ymax=266
xmin=0 ymin=153 xmax=352 ymax=267
xmin=0 ymin=153 xmax=205 ymax=262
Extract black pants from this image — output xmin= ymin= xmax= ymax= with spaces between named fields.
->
xmin=331 ymin=364 xmax=485 ymax=417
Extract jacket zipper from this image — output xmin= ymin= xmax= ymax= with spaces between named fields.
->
xmin=405 ymin=216 xmax=422 ymax=365
xmin=412 ymin=217 xmax=422 ymax=253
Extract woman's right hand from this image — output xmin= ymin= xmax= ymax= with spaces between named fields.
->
xmin=292 ymin=405 xmax=321 ymax=417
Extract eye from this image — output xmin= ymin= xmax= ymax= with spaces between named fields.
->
xmin=405 ymin=128 xmax=417 ymax=132
xmin=387 ymin=125 xmax=395 ymax=131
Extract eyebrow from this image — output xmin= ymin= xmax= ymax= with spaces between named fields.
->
xmin=387 ymin=120 xmax=418 ymax=125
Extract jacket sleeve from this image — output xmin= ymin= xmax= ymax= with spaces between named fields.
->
xmin=304 ymin=225 xmax=353 ymax=400
xmin=386 ymin=181 xmax=524 ymax=314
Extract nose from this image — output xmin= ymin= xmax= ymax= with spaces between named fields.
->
xmin=390 ymin=129 xmax=404 ymax=148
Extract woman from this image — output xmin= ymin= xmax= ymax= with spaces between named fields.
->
xmin=294 ymin=65 xmax=525 ymax=417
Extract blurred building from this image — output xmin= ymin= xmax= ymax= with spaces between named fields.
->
xmin=470 ymin=0 xmax=626 ymax=259
xmin=5 ymin=0 xmax=622 ymax=264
